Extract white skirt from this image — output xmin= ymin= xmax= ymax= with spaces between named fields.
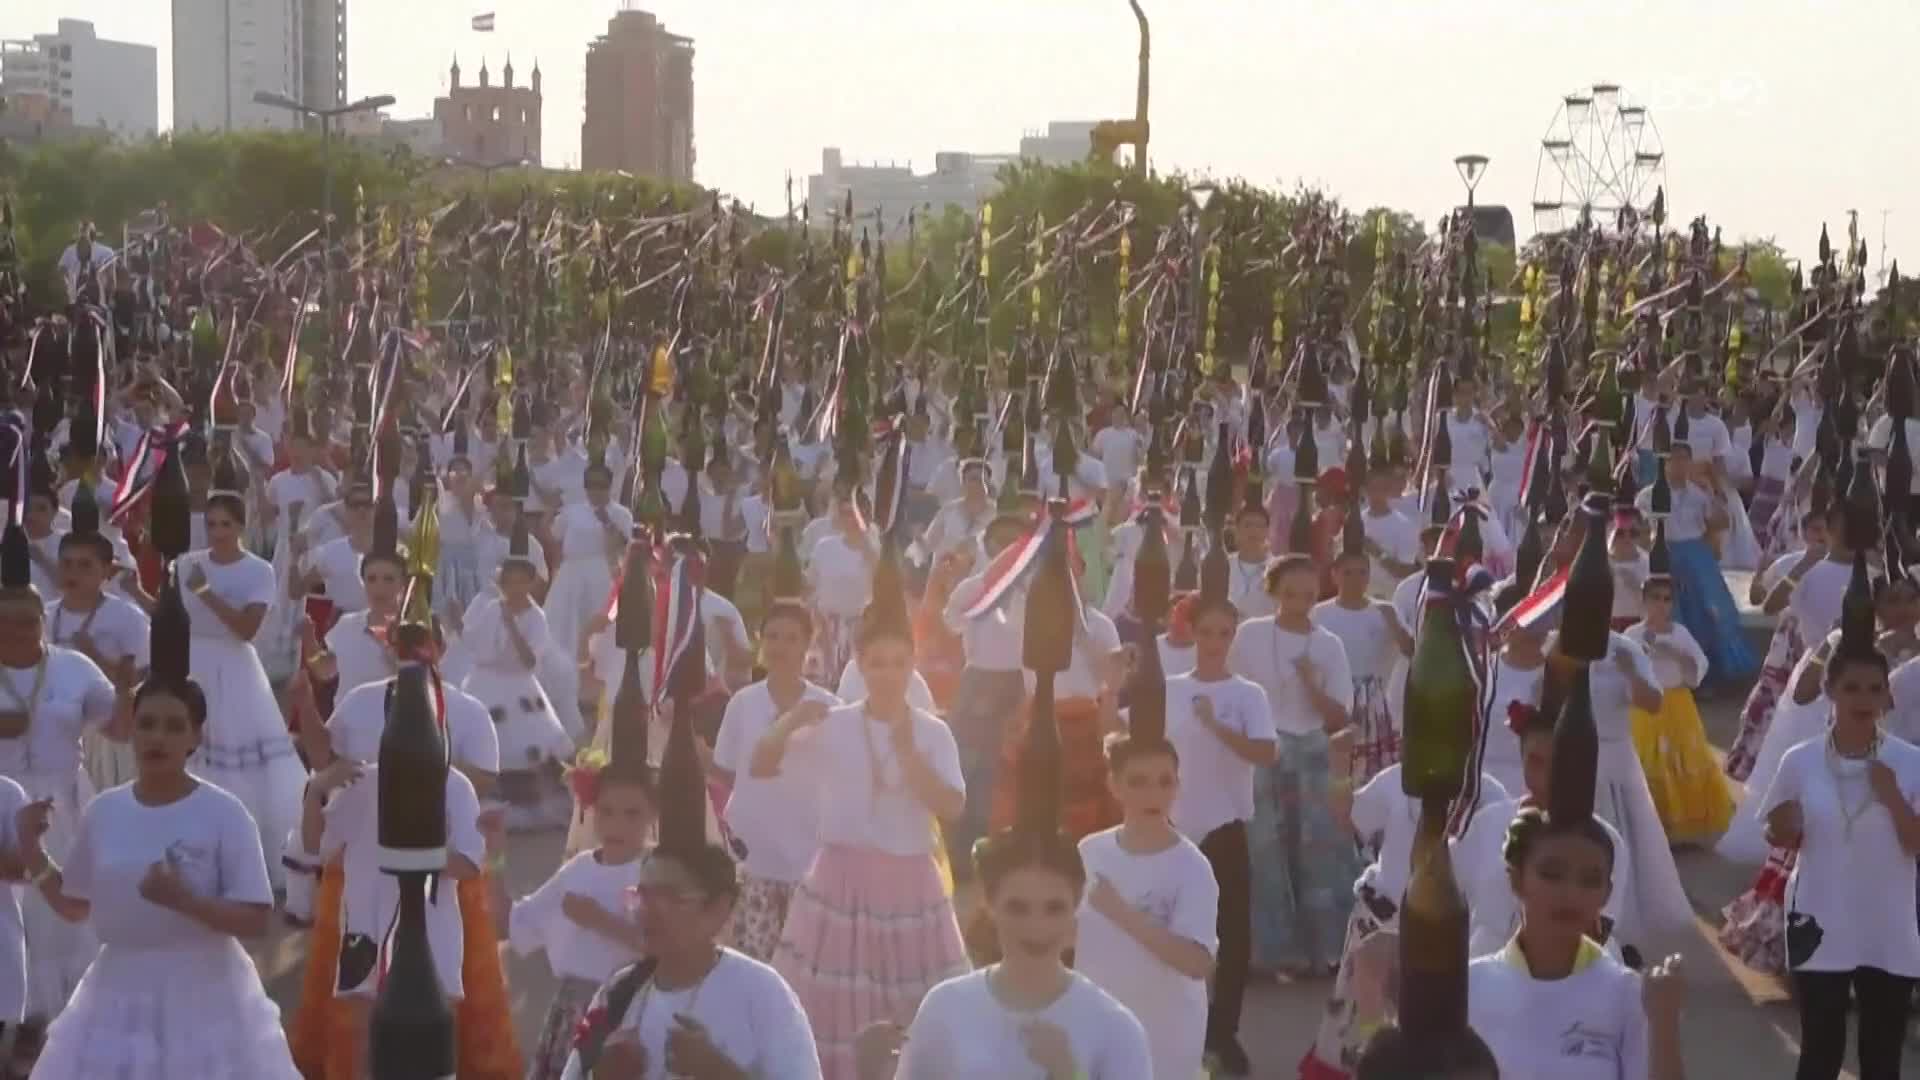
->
xmin=1717 ymin=689 xmax=1829 ymax=865
xmin=464 ymin=665 xmax=575 ymax=770
xmin=188 ymin=635 xmax=306 ymax=890
xmin=1595 ymin=738 xmax=1694 ymax=944
xmin=34 ymin=938 xmax=299 ymax=1079
xmin=546 ymin=557 xmax=614 ymax=666
xmin=15 ymin=768 xmax=97 ymax=1019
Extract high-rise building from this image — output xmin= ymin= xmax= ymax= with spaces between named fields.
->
xmin=0 ymin=19 xmax=158 ymax=138
xmin=580 ymin=9 xmax=693 ymax=181
xmin=171 ymin=0 xmax=347 ymax=132
xmin=806 ymin=121 xmax=1098 ymax=236
xmin=433 ymin=55 xmax=541 ymax=166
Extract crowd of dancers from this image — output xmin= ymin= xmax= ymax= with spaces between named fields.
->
xmin=0 ymin=190 xmax=1915 ymax=1080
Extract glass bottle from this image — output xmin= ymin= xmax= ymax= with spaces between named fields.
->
xmin=1401 ymin=558 xmax=1475 ymax=801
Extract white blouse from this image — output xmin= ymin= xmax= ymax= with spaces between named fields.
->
xmin=1310 ymin=599 xmax=1400 ymax=682
xmin=508 ymin=849 xmax=645 ymax=983
xmin=464 ymin=594 xmax=553 ymax=672
xmin=0 ymin=648 xmax=116 ymax=777
xmin=556 ymin=501 xmax=634 ymax=565
xmin=1468 ymin=941 xmax=1649 ymax=1080
xmin=1623 ymin=622 xmax=1707 ymax=692
xmin=898 ymin=970 xmax=1151 ymax=1080
xmin=180 ymin=551 xmax=277 ymax=642
xmin=805 ymin=533 xmax=876 ymax=618
xmin=1227 ymin=617 xmax=1354 ymax=737
xmin=780 ymin=703 xmax=963 ymax=857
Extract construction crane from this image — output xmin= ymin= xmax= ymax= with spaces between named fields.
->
xmin=1088 ymin=0 xmax=1150 ymax=175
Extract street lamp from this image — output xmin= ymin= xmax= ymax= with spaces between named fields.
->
xmin=253 ymin=90 xmax=395 ymax=364
xmin=444 ymin=156 xmax=530 ymax=202
xmin=1453 ymin=153 xmax=1489 ymax=207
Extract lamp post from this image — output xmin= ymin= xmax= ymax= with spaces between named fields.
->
xmin=1453 ymin=153 xmax=1488 ymax=209
xmin=444 ymin=156 xmax=530 ymax=204
xmin=253 ymin=90 xmax=396 ymax=364
xmin=1188 ymin=179 xmax=1219 ymax=373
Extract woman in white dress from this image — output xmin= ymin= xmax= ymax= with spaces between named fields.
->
xmin=26 ymin=671 xmax=299 ymax=1078
xmin=462 ymin=541 xmax=574 ymax=827
xmin=543 ymin=461 xmax=633 ymax=668
xmin=179 ymin=492 xmax=305 ymax=891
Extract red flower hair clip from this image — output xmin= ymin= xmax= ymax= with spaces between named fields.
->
xmin=1506 ymin=700 xmax=1539 ymax=736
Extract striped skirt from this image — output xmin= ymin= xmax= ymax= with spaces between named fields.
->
xmin=528 ymin=975 xmax=600 ymax=1080
xmin=773 ymin=845 xmax=968 ymax=1080
xmin=1347 ymin=676 xmax=1399 ymax=787
xmin=728 ymin=874 xmax=799 ymax=964
xmin=1718 ymin=845 xmax=1795 ymax=976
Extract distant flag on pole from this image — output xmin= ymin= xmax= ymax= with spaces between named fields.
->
xmin=471 ymin=12 xmax=496 ymax=31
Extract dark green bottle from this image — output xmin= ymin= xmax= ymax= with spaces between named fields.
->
xmin=1401 ymin=558 xmax=1475 ymax=801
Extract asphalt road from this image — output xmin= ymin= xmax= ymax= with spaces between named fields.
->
xmin=250 ymin=669 xmax=1902 ymax=1077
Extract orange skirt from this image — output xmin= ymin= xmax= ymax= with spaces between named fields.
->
xmin=289 ymin=859 xmax=521 ymax=1080
xmin=987 ymin=697 xmax=1120 ymax=841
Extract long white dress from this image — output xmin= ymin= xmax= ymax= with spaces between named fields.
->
xmin=460 ymin=594 xmax=574 ymax=771
xmin=0 ymin=647 xmax=115 ymax=1019
xmin=178 ymin=549 xmax=306 ymax=892
xmin=33 ymin=782 xmax=299 ymax=1079
xmin=544 ymin=501 xmax=634 ymax=670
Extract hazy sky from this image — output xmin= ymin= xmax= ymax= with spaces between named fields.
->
xmin=8 ymin=1 xmax=1920 ymax=270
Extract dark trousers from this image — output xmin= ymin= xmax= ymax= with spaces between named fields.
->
xmin=1201 ymin=820 xmax=1252 ymax=1048
xmin=1793 ymin=967 xmax=1914 ymax=1080
xmin=708 ymin=539 xmax=746 ymax=600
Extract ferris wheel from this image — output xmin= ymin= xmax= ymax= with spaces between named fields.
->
xmin=1530 ymin=83 xmax=1666 ymax=235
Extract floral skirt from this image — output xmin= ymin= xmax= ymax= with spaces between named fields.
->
xmin=1300 ymin=884 xmax=1396 ymax=1079
xmin=1249 ymin=730 xmax=1364 ymax=973
xmin=528 ymin=975 xmax=599 ymax=1080
xmin=773 ymin=845 xmax=968 ymax=1080
xmin=1718 ymin=845 xmax=1795 ymax=976
xmin=1347 ymin=676 xmax=1399 ymax=787
xmin=988 ymin=696 xmax=1120 ymax=841
xmin=1630 ymin=688 xmax=1735 ymax=844
xmin=728 ymin=874 xmax=799 ymax=964
xmin=1725 ymin=657 xmax=1793 ymax=783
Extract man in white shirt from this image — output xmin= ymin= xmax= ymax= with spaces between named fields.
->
xmin=1360 ymin=468 xmax=1421 ymax=598
xmin=57 ymin=229 xmax=117 ymax=303
xmin=1092 ymin=411 xmax=1147 ymax=497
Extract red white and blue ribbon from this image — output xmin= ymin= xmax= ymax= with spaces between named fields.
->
xmin=1494 ymin=563 xmax=1568 ymax=637
xmin=108 ymin=419 xmax=191 ymax=526
xmin=649 ymin=545 xmax=705 ymax=709
xmin=961 ymin=499 xmax=1097 ymax=630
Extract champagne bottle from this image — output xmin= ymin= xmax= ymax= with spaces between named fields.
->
xmin=1401 ymin=559 xmax=1475 ymax=801
xmin=370 ymin=662 xmax=454 ymax=1079
xmin=1397 ymin=798 xmax=1470 ymax=1041
xmin=1547 ymin=664 xmax=1599 ymax=822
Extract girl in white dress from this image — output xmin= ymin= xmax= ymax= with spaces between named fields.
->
xmin=434 ymin=445 xmax=486 ymax=617
xmin=50 ymin=523 xmax=149 ymax=795
xmin=1313 ymin=539 xmax=1412 ymax=785
xmin=462 ymin=545 xmax=574 ymax=828
xmin=26 ymin=671 xmax=299 ymax=1078
xmin=543 ymin=462 xmax=634 ymax=666
xmin=179 ymin=492 xmax=305 ymax=891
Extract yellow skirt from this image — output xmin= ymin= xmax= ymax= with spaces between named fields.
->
xmin=289 ymin=858 xmax=522 ymax=1080
xmin=1630 ymin=687 xmax=1735 ymax=845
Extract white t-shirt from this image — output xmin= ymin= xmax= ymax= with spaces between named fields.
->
xmin=1092 ymin=426 xmax=1145 ymax=492
xmin=474 ymin=525 xmax=550 ymax=590
xmin=1444 ymin=411 xmax=1492 ymax=486
xmin=1623 ymin=622 xmax=1707 ymax=692
xmin=834 ymin=660 xmax=935 ymax=712
xmin=1788 ymin=558 xmax=1855 ymax=644
xmin=0 ymin=648 xmax=117 ymax=778
xmin=64 ymin=781 xmax=272 ymax=957
xmin=507 ymin=849 xmax=645 ymax=983
xmin=58 ymin=241 xmax=117 ymax=299
xmin=1352 ymin=764 xmax=1506 ymax=902
xmin=321 ymin=766 xmax=484 ymax=998
xmin=1634 ymin=483 xmax=1712 ymax=543
xmin=779 ymin=703 xmax=963 ymax=857
xmin=326 ymin=678 xmax=502 ymax=774
xmin=1362 ymin=508 xmax=1421 ymax=598
xmin=1762 ymin=733 xmax=1920 ymax=976
xmin=1610 ymin=553 xmax=1650 ymax=621
xmin=45 ymin=594 xmax=150 ymax=675
xmin=325 ymin=610 xmax=397 ymax=695
xmin=1163 ymin=673 xmax=1274 ymax=840
xmin=945 ymin=573 xmax=1026 ymax=672
xmin=1227 ymin=617 xmax=1354 ymax=737
xmin=305 ymin=536 xmax=370 ymax=613
xmin=560 ymin=949 xmax=821 ymax=1080
xmin=1051 ymin=608 xmax=1122 ymax=700
xmin=0 ymin=777 xmax=28 ymax=1022
xmin=1683 ymin=411 xmax=1733 ymax=468
xmin=899 ymin=969 xmax=1151 ymax=1080
xmin=267 ymin=469 xmax=338 ymax=532
xmin=1225 ymin=555 xmax=1270 ymax=617
xmin=805 ymin=533 xmax=876 ymax=618
xmin=713 ymin=680 xmax=843 ymax=883
xmin=1468 ymin=945 xmax=1650 ymax=1080
xmin=1311 ymin=599 xmax=1399 ymax=682
xmin=1074 ymin=829 xmax=1216 ymax=1080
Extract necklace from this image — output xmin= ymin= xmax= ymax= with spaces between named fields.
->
xmin=860 ymin=705 xmax=904 ymax=796
xmin=631 ymin=947 xmax=722 ymax=1038
xmin=1825 ymin=726 xmax=1883 ymax=839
